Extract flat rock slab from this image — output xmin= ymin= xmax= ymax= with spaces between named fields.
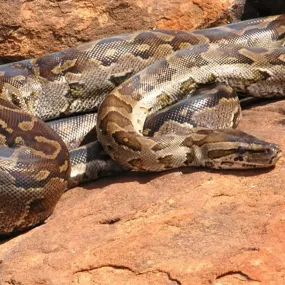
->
xmin=0 ymin=99 xmax=285 ymax=284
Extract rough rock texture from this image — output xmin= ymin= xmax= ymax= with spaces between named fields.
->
xmin=1 ymin=0 xmax=284 ymax=62
xmin=0 ymin=0 xmax=238 ymax=61
xmin=1 ymin=99 xmax=285 ymax=284
xmin=0 ymin=1 xmax=285 ymax=284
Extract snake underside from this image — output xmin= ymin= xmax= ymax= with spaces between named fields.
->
xmin=0 ymin=14 xmax=284 ymax=234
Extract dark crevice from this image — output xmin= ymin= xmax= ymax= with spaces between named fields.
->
xmin=244 ymin=247 xmax=260 ymax=252
xmin=0 ymin=56 xmax=26 ymax=64
xmin=99 ymin=217 xmax=121 ymax=225
xmin=216 ymin=271 xmax=260 ymax=282
xmin=241 ymin=0 xmax=285 ymax=19
xmin=156 ymin=269 xmax=182 ymax=285
xmin=74 ymin=264 xmax=134 ymax=275
xmin=3 ymin=279 xmax=24 ymax=285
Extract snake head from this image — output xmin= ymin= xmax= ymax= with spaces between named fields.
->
xmin=197 ymin=129 xmax=282 ymax=169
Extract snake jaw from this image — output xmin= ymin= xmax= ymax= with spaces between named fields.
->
xmin=197 ymin=129 xmax=282 ymax=169
xmin=250 ymin=143 xmax=282 ymax=167
xmin=203 ymin=145 xmax=281 ymax=169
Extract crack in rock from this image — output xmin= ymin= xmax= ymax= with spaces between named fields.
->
xmin=216 ymin=271 xmax=260 ymax=282
xmin=74 ymin=264 xmax=181 ymax=284
xmin=99 ymin=217 xmax=121 ymax=225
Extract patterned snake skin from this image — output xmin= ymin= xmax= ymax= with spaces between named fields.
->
xmin=0 ymin=15 xmax=284 ymax=234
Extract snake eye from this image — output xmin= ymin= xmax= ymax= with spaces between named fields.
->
xmin=237 ymin=146 xmax=246 ymax=154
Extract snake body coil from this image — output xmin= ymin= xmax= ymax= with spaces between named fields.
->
xmin=0 ymin=15 xmax=284 ymax=234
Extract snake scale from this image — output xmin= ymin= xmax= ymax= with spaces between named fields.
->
xmin=0 ymin=15 xmax=284 ymax=235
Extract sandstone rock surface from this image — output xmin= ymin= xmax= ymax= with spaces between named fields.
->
xmin=1 ymin=99 xmax=285 ymax=284
xmin=0 ymin=0 xmax=236 ymax=61
xmin=1 ymin=0 xmax=284 ymax=62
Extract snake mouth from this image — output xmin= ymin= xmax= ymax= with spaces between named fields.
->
xmin=202 ymin=140 xmax=282 ymax=169
xmin=227 ymin=145 xmax=281 ymax=169
xmin=248 ymin=143 xmax=282 ymax=167
xmin=269 ymin=148 xmax=282 ymax=165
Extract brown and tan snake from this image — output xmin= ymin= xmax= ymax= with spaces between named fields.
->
xmin=0 ymin=15 xmax=284 ymax=235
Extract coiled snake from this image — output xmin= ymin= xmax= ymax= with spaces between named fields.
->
xmin=0 ymin=15 xmax=284 ymax=234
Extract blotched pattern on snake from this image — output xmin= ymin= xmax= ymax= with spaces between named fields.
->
xmin=0 ymin=15 xmax=284 ymax=234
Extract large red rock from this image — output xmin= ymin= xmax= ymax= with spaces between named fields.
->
xmin=0 ymin=0 xmax=236 ymax=60
xmin=0 ymin=99 xmax=285 ymax=284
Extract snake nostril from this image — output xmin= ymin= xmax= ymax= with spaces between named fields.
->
xmin=270 ymin=144 xmax=281 ymax=154
xmin=237 ymin=146 xmax=246 ymax=154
